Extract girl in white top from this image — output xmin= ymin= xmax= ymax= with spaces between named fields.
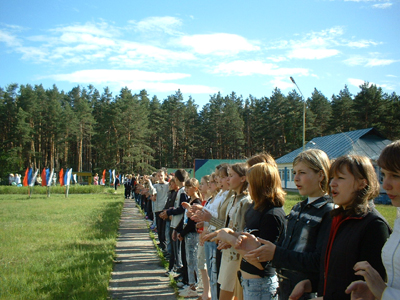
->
xmin=346 ymin=140 xmax=400 ymax=300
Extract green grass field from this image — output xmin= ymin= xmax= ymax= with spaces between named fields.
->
xmin=0 ymin=190 xmax=396 ymax=300
xmin=0 ymin=193 xmax=124 ymax=300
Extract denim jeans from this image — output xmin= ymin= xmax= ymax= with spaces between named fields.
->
xmin=204 ymin=241 xmax=218 ymax=300
xmin=241 ymin=275 xmax=278 ymax=300
xmin=185 ymin=232 xmax=199 ymax=285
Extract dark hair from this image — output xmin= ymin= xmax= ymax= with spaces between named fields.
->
xmin=175 ymin=169 xmax=189 ymax=183
xmin=229 ymin=163 xmax=248 ymax=195
xmin=247 ymin=163 xmax=285 ymax=211
xmin=377 ymin=140 xmax=400 ymax=173
xmin=247 ymin=152 xmax=277 ymax=168
xmin=330 ymin=155 xmax=379 ymax=217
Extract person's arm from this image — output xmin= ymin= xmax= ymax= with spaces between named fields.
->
xmin=147 ymin=178 xmax=157 ymax=195
xmin=167 ymin=192 xmax=188 ymax=216
xmin=272 ymin=211 xmax=331 ymax=273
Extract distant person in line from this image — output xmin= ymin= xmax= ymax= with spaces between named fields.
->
xmin=93 ymin=173 xmax=99 ymax=185
xmin=115 ymin=174 xmax=120 ymax=191
xmin=9 ymin=173 xmax=14 ymax=185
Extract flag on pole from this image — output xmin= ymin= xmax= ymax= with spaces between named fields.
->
xmin=101 ymin=169 xmax=106 ymax=185
xmin=27 ymin=168 xmax=33 ymax=185
xmin=112 ymin=169 xmax=116 ymax=185
xmin=59 ymin=168 xmax=64 ymax=186
xmin=23 ymin=167 xmax=29 ymax=186
xmin=41 ymin=168 xmax=47 ymax=186
xmin=29 ymin=169 xmax=39 ymax=187
xmin=65 ymin=168 xmax=73 ymax=186
xmin=47 ymin=168 xmax=54 ymax=187
xmin=109 ymin=169 xmax=112 ymax=183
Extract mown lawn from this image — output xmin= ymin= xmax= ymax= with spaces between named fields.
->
xmin=0 ymin=193 xmax=124 ymax=300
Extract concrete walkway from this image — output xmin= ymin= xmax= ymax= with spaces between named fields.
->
xmin=108 ymin=199 xmax=177 ymax=299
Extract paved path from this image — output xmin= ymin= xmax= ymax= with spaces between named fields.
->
xmin=108 ymin=199 xmax=177 ymax=299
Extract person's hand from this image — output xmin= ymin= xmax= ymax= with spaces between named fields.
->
xmin=202 ymin=230 xmax=219 ymax=244
xmin=190 ymin=203 xmax=204 ymax=212
xmin=345 ymin=281 xmax=375 ymax=300
xmin=347 ymin=261 xmax=387 ymax=300
xmin=196 ymin=221 xmax=204 ymax=229
xmin=199 ymin=229 xmax=209 ymax=246
xmin=182 ymin=202 xmax=191 ymax=210
xmin=191 ymin=209 xmax=211 ymax=222
xmin=177 ymin=233 xmax=183 ymax=241
xmin=160 ymin=210 xmax=167 ymax=220
xmin=217 ymin=241 xmax=231 ymax=250
xmin=289 ymin=279 xmax=312 ymax=300
xmin=243 ymin=239 xmax=276 ymax=263
xmin=235 ymin=232 xmax=261 ymax=252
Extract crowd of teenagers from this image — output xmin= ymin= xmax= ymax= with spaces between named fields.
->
xmin=123 ymin=140 xmax=400 ymax=300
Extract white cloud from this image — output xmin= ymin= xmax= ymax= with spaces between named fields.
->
xmin=269 ymin=77 xmax=296 ymax=91
xmin=347 ymin=40 xmax=379 ymax=48
xmin=125 ymin=81 xmax=219 ymax=94
xmin=366 ymin=58 xmax=397 ymax=66
xmin=133 ymin=16 xmax=183 ymax=36
xmin=213 ymin=60 xmax=309 ymax=77
xmin=344 ymin=55 xmax=398 ymax=67
xmin=43 ymin=69 xmax=218 ymax=95
xmin=0 ymin=29 xmax=21 ymax=47
xmin=348 ymin=78 xmax=395 ymax=91
xmin=373 ymin=3 xmax=393 ymax=8
xmin=348 ymin=78 xmax=367 ymax=88
xmin=178 ymin=33 xmax=260 ymax=56
xmin=45 ymin=69 xmax=191 ymax=83
xmin=50 ymin=21 xmax=118 ymax=38
xmin=288 ymin=48 xmax=340 ymax=59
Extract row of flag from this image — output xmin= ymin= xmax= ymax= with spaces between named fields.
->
xmin=23 ymin=168 xmax=73 ymax=187
xmin=22 ymin=168 xmax=122 ymax=186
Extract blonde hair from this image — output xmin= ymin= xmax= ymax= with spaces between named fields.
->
xmin=293 ymin=149 xmax=331 ymax=193
xmin=247 ymin=163 xmax=285 ymax=211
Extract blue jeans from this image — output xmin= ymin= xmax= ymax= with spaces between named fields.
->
xmin=241 ymin=275 xmax=278 ymax=300
xmin=185 ymin=232 xmax=199 ymax=285
xmin=204 ymin=241 xmax=218 ymax=300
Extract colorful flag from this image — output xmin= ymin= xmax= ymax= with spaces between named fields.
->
xmin=28 ymin=168 xmax=33 ymax=185
xmin=23 ymin=167 xmax=29 ymax=186
xmin=59 ymin=168 xmax=64 ymax=186
xmin=102 ymin=169 xmax=106 ymax=185
xmin=29 ymin=169 xmax=39 ymax=187
xmin=109 ymin=169 xmax=112 ymax=183
xmin=47 ymin=168 xmax=54 ymax=187
xmin=112 ymin=169 xmax=116 ymax=185
xmin=65 ymin=168 xmax=73 ymax=186
xmin=41 ymin=168 xmax=47 ymax=186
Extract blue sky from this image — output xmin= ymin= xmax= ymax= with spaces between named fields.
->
xmin=0 ymin=0 xmax=399 ymax=108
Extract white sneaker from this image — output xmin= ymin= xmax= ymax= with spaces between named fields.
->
xmin=176 ymin=282 xmax=186 ymax=288
xmin=179 ymin=287 xmax=197 ymax=297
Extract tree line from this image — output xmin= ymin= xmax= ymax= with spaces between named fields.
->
xmin=1 ymin=82 xmax=399 ymax=179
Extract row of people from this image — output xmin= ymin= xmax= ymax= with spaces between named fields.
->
xmin=128 ymin=140 xmax=400 ymax=300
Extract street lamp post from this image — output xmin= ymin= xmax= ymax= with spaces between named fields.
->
xmin=290 ymin=77 xmax=306 ymax=151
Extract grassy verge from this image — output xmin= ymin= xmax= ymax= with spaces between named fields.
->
xmin=284 ymin=191 xmax=397 ymax=228
xmin=0 ymin=193 xmax=124 ymax=300
xmin=0 ymin=185 xmax=117 ymax=195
